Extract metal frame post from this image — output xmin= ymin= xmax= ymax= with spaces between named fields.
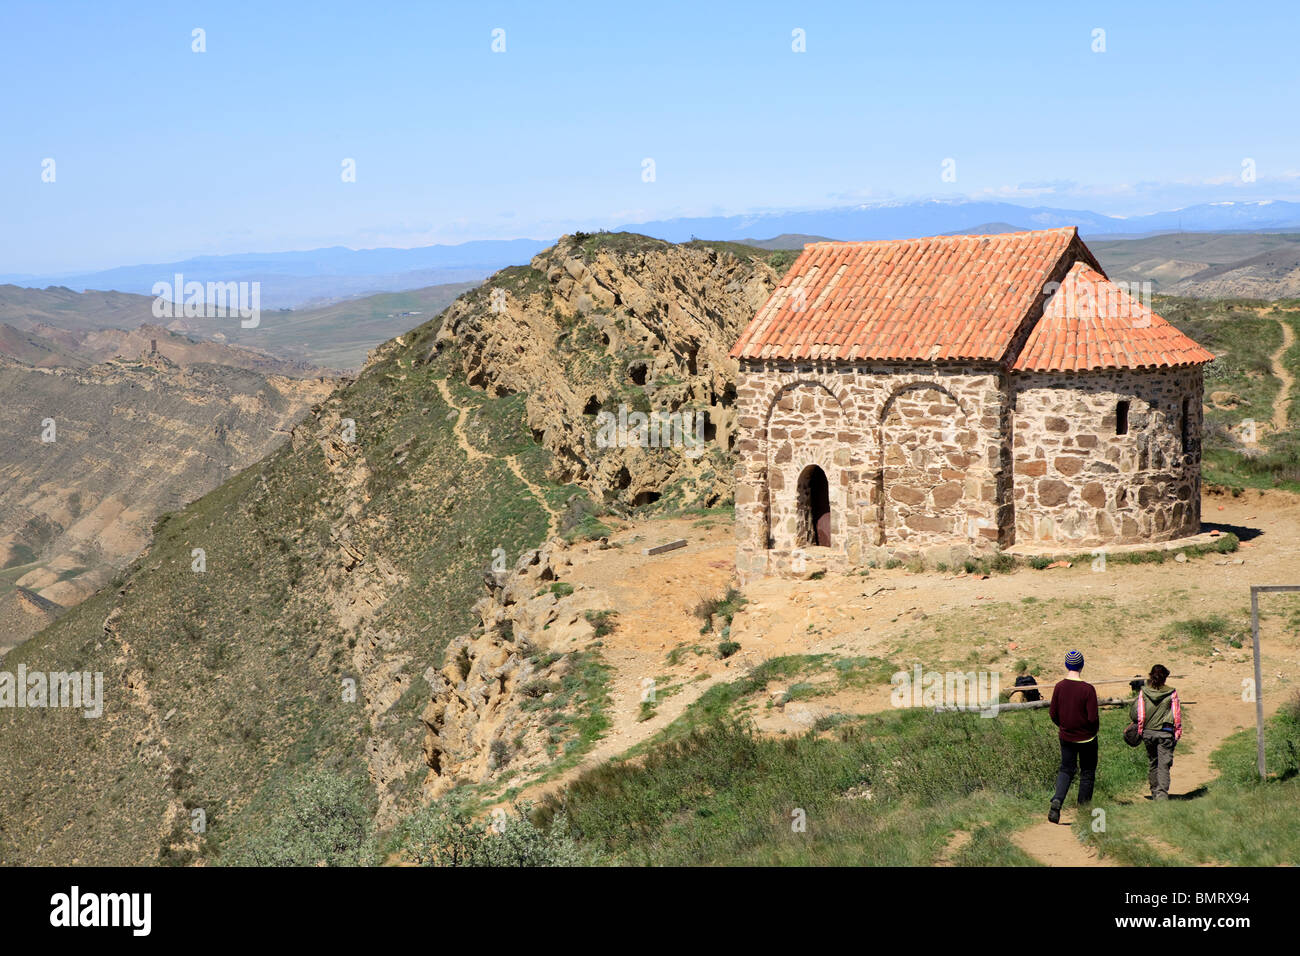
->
xmin=1248 ymin=585 xmax=1300 ymax=781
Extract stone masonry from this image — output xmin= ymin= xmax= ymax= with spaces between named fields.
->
xmin=728 ymin=229 xmax=1215 ymax=579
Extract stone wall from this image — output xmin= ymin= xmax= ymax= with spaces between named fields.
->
xmin=734 ymin=359 xmax=1206 ymax=577
xmin=1010 ymin=366 xmax=1203 ymax=547
xmin=734 ymin=360 xmax=1010 ymax=578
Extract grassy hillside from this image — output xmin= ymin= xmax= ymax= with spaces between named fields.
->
xmin=525 ymin=691 xmax=1300 ymax=866
xmin=0 ymin=331 xmax=559 ymax=863
xmin=1092 ymin=232 xmax=1300 ymax=298
xmin=0 ymin=284 xmax=157 ymax=331
xmin=0 ymin=234 xmax=782 ymax=865
xmin=1160 ymin=296 xmax=1300 ymax=491
xmin=0 ymin=281 xmax=480 ymax=372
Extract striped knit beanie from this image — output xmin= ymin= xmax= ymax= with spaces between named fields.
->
xmin=1064 ymin=650 xmax=1085 ymax=671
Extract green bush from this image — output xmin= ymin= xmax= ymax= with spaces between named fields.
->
xmin=222 ymin=769 xmax=374 ymax=867
xmin=399 ymin=800 xmax=583 ymax=866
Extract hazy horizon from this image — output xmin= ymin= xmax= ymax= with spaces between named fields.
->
xmin=5 ymin=0 xmax=1299 ymax=274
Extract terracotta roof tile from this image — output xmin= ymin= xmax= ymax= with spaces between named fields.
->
xmin=731 ymin=227 xmax=1079 ymax=362
xmin=731 ymin=227 xmax=1215 ymax=373
xmin=1011 ymin=261 xmax=1216 ymax=372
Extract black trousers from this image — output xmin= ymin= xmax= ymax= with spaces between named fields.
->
xmin=1053 ymin=737 xmax=1097 ymax=806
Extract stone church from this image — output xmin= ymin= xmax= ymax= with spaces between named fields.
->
xmin=730 ymin=227 xmax=1216 ymax=577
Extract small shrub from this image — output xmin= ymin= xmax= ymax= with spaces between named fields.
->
xmin=585 ymin=610 xmax=619 ymax=639
xmin=520 ymin=678 xmax=555 ymax=699
xmin=991 ymin=552 xmax=1017 ymax=574
xmin=1161 ymin=614 xmax=1244 ymax=654
xmin=490 ymin=739 xmax=513 ymax=768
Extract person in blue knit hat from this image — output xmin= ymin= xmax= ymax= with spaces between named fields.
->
xmin=1047 ymin=649 xmax=1099 ymax=823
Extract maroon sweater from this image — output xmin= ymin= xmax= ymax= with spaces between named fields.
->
xmin=1049 ymin=678 xmax=1100 ymax=742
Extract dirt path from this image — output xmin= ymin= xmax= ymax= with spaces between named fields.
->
xmin=1268 ymin=315 xmax=1295 ymax=437
xmin=435 ymin=378 xmax=486 ymax=462
xmin=506 ymin=518 xmax=741 ymax=806
xmin=1012 ymin=705 xmax=1243 ymax=867
xmin=435 ymin=377 xmax=559 ymax=537
xmin=1015 ymin=816 xmax=1116 ymax=867
xmin=1249 ymin=307 xmax=1296 ymax=440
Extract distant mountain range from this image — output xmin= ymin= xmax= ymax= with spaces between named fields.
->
xmin=617 ymin=199 xmax=1300 ymax=244
xmin=0 ymin=239 xmax=551 ymax=310
xmin=6 ymin=200 xmax=1300 ymax=309
xmin=1089 ymin=232 xmax=1300 ymax=299
xmin=0 ymin=281 xmax=477 ymax=371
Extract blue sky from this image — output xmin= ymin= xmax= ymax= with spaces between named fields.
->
xmin=3 ymin=0 xmax=1298 ymax=273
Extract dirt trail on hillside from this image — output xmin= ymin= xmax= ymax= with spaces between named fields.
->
xmin=435 ymin=377 xmax=559 ymax=537
xmin=435 ymin=378 xmax=486 ymax=462
xmin=1250 ymin=307 xmax=1296 ymax=440
xmin=1268 ymin=315 xmax=1295 ymax=437
xmin=509 ymin=519 xmax=741 ymax=805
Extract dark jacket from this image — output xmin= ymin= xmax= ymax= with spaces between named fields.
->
xmin=1050 ymin=677 xmax=1100 ymax=742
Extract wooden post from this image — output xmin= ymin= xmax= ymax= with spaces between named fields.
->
xmin=642 ymin=539 xmax=687 ymax=556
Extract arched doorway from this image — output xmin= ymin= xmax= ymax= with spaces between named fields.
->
xmin=797 ymin=465 xmax=831 ymax=547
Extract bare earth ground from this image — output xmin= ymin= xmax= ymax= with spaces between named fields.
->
xmin=506 ymin=488 xmax=1300 ymax=865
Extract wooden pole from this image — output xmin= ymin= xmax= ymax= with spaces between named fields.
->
xmin=1018 ymin=675 xmax=1185 ymax=689
xmin=934 ymin=695 xmax=1137 ymax=714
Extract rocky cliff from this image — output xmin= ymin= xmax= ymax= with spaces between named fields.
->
xmin=429 ymin=234 xmax=782 ymax=509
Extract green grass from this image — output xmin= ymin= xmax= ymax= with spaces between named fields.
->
xmin=536 ymin=707 xmax=1148 ymax=865
xmin=1160 ymin=614 xmax=1248 ymax=655
xmin=1161 ymin=298 xmax=1300 ymax=492
xmin=1162 ymin=297 xmax=1281 ymax=429
xmin=1079 ymin=700 xmax=1300 ymax=866
xmin=693 ymin=586 xmax=748 ymax=633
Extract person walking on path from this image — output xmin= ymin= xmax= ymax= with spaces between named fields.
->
xmin=1047 ymin=649 xmax=1099 ymax=824
xmin=1130 ymin=664 xmax=1183 ymax=800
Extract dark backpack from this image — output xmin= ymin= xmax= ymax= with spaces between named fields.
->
xmin=1123 ymin=685 xmax=1145 ymax=746
xmin=1013 ymin=674 xmax=1041 ymax=702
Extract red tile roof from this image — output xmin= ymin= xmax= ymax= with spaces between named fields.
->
xmin=730 ymin=228 xmax=1082 ymax=362
xmin=730 ymin=227 xmax=1214 ymax=372
xmin=1012 ymin=261 xmax=1215 ymax=372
